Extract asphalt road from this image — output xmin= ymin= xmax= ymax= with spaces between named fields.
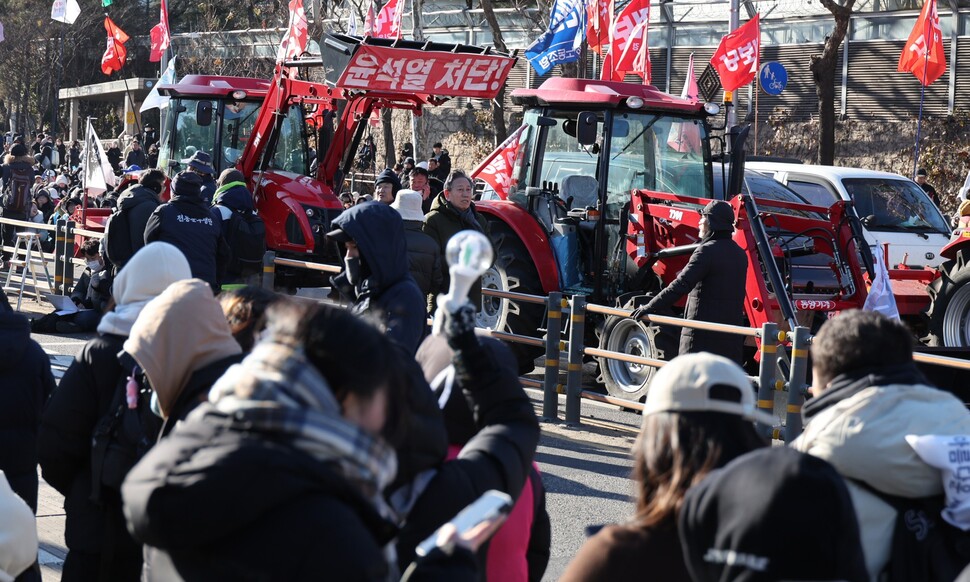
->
xmin=29 ymin=323 xmax=642 ymax=581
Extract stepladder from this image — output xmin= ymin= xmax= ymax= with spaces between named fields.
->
xmin=4 ymin=231 xmax=53 ymax=311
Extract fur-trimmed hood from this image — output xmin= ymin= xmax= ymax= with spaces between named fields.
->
xmin=3 ymin=155 xmax=34 ymax=166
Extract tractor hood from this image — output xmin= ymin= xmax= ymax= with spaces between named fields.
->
xmin=254 ymin=170 xmax=342 ymax=255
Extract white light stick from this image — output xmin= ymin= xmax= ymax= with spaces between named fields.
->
xmin=432 ymin=230 xmax=494 ymax=335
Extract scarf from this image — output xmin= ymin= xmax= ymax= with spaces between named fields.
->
xmin=208 ymin=340 xmax=398 ymax=518
xmin=96 ymin=298 xmax=152 ymax=337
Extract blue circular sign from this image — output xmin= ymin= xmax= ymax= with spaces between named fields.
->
xmin=759 ymin=61 xmax=788 ymax=96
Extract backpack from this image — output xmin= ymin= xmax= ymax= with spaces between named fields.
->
xmin=852 ymin=479 xmax=970 ymax=582
xmin=3 ymin=164 xmax=32 ymax=214
xmin=103 ymin=207 xmax=134 ymax=271
xmin=89 ymin=366 xmax=162 ymax=505
xmin=218 ymin=205 xmax=266 ymax=276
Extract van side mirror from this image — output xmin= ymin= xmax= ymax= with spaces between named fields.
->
xmin=196 ymin=101 xmax=213 ymax=127
xmin=577 ymin=112 xmax=597 ymax=145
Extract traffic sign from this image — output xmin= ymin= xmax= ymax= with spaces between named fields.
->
xmin=759 ymin=61 xmax=787 ymax=96
xmin=125 ymin=111 xmax=135 ymax=125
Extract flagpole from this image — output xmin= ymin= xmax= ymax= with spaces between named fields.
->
xmin=912 ymin=49 xmax=930 ymax=178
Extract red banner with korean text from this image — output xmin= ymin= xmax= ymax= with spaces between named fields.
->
xmin=149 ymin=0 xmax=171 ymax=62
xmin=471 ymin=125 xmax=526 ymax=200
xmin=277 ymin=0 xmax=309 ymax=61
xmin=586 ymin=0 xmax=612 ymax=56
xmin=601 ymin=0 xmax=649 ymax=82
xmin=710 ymin=14 xmax=760 ymax=92
xmin=101 ymin=17 xmax=129 ymax=76
xmin=898 ymin=0 xmax=946 ymax=86
xmin=372 ymin=0 xmax=404 ymax=39
xmin=337 ymin=45 xmax=516 ymax=99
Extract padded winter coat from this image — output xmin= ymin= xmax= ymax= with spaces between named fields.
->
xmin=643 ymin=232 xmax=747 ymax=363
xmin=422 ymin=194 xmax=489 ymax=310
xmin=0 ymin=309 xmax=55 ymax=513
xmin=403 ymin=220 xmax=444 ymax=297
xmin=792 ymin=364 xmax=970 ymax=581
xmin=106 ymin=185 xmax=161 ymax=270
xmin=144 ymin=190 xmax=229 ymax=292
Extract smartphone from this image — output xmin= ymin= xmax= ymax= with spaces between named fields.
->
xmin=415 ymin=490 xmax=514 ymax=557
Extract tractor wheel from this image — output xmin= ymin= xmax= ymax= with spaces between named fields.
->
xmin=478 ymin=219 xmax=546 ymax=374
xmin=596 ymin=315 xmax=663 ymax=402
xmin=926 ymin=250 xmax=970 ymax=347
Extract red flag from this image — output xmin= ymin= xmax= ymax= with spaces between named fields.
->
xmin=898 ymin=0 xmax=946 ymax=86
xmin=586 ymin=0 xmax=612 ymax=56
xmin=471 ymin=126 xmax=526 ymax=200
xmin=149 ymin=0 xmax=171 ymax=63
xmin=668 ymin=55 xmax=701 ymax=153
xmin=372 ymin=0 xmax=404 ymax=39
xmin=101 ymin=17 xmax=129 ymax=76
xmin=602 ymin=0 xmax=649 ymax=82
xmin=277 ymin=0 xmax=309 ymax=61
xmin=710 ymin=14 xmax=760 ymax=92
xmin=681 ymin=52 xmax=699 ymax=101
xmin=363 ymin=2 xmax=376 ymax=35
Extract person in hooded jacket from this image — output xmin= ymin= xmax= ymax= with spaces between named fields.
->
xmin=122 ymin=300 xmax=475 ymax=581
xmin=328 ymin=201 xmax=427 ymax=355
xmin=37 ymin=242 xmax=192 ymax=582
xmin=33 ymin=190 xmax=55 ymax=224
xmin=144 ymin=171 xmax=230 ymax=293
xmin=391 ymin=189 xmax=443 ymax=298
xmin=632 ymin=199 xmax=747 ymax=364
xmin=104 ymin=169 xmax=164 ymax=273
xmin=123 ymin=278 xmax=243 ymax=440
xmin=0 ymin=144 xmax=35 ymax=261
xmin=0 ymin=291 xmax=55 ymax=514
xmin=422 ymin=171 xmax=490 ymax=312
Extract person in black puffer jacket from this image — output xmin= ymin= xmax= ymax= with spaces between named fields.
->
xmin=0 ymin=292 xmax=55 ymax=515
xmin=391 ymin=189 xmax=443 ymax=298
xmin=123 ymin=301 xmax=474 ymax=581
xmin=38 ymin=242 xmax=192 ymax=581
xmin=104 ymin=169 xmax=164 ymax=272
xmin=144 ymin=171 xmax=229 ymax=293
xmin=329 ymin=202 xmax=427 ymax=355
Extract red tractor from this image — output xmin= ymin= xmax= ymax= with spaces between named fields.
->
xmin=144 ymin=34 xmax=514 ymax=288
xmin=475 ymin=77 xmax=891 ymax=399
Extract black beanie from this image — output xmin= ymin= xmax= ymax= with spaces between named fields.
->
xmin=172 ymin=171 xmax=203 ymax=198
xmin=702 ymin=200 xmax=735 ymax=232
xmin=375 ymin=168 xmax=402 ymax=194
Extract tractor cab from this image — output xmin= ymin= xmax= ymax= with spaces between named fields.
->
xmin=158 ymin=77 xmax=311 ymax=179
xmin=500 ymin=78 xmax=716 ymax=303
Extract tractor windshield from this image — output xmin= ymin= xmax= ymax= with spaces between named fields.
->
xmin=515 ymin=109 xmax=711 ymax=217
xmin=160 ymin=98 xmax=272 ymax=175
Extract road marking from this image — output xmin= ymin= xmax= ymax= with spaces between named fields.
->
xmin=47 ymin=353 xmax=75 ymax=381
xmin=39 ymin=341 xmax=87 ymax=347
xmin=38 ymin=548 xmax=63 ymax=566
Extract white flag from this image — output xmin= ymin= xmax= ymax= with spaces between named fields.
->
xmin=348 ymin=8 xmax=358 ymax=35
xmin=83 ymin=120 xmax=116 ymax=195
xmin=140 ymin=56 xmax=177 ymax=113
xmin=862 ymin=249 xmax=900 ymax=320
xmin=51 ymin=0 xmax=81 ymax=24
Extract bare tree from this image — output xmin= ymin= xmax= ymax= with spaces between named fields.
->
xmin=479 ymin=0 xmax=509 ymax=142
xmin=811 ymin=0 xmax=855 ymax=165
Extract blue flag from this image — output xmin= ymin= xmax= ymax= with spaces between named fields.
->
xmin=525 ymin=0 xmax=586 ymax=76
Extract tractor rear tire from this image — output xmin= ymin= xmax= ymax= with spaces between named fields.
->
xmin=926 ymin=250 xmax=970 ymax=347
xmin=478 ymin=219 xmax=546 ymax=374
xmin=596 ymin=314 xmax=664 ymax=402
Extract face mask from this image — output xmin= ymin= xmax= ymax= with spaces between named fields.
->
xmin=86 ymin=260 xmax=102 ymax=272
xmin=344 ymin=256 xmax=361 ymax=286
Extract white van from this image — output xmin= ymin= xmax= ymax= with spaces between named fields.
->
xmin=746 ymin=162 xmax=951 ymax=268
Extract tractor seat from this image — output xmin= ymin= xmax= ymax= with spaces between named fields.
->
xmin=561 ymin=175 xmax=599 ymax=210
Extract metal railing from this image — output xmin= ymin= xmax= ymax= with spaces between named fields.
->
xmin=0 ymin=216 xmax=95 ymax=299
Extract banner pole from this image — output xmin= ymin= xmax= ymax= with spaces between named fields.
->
xmin=913 ymin=52 xmax=930 ymax=178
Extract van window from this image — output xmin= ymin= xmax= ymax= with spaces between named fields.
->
xmin=786 ymin=180 xmax=838 ymax=208
xmin=843 ymin=178 xmax=949 ymax=234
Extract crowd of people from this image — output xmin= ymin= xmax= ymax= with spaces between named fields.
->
xmin=1 ymin=129 xmax=970 ymax=581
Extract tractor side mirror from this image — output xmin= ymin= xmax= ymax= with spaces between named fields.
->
xmin=577 ymin=112 xmax=598 ymax=145
xmin=196 ymin=101 xmax=214 ymax=127
xmin=725 ymin=125 xmax=750 ymax=197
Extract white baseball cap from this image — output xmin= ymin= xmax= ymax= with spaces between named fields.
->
xmin=643 ymin=353 xmax=775 ymax=424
